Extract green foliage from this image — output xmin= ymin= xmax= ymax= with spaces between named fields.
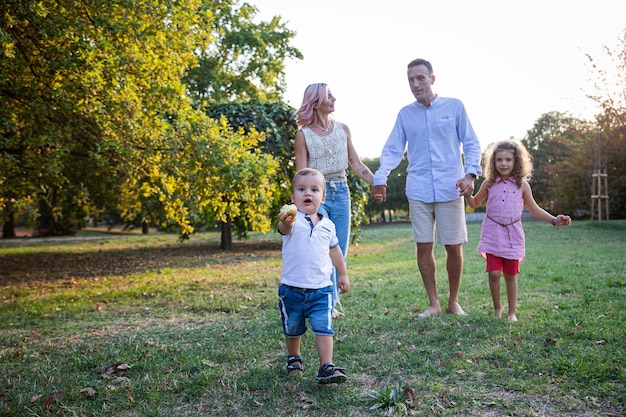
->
xmin=205 ymin=100 xmax=297 ymax=210
xmin=363 ymin=155 xmax=409 ymax=223
xmin=118 ymin=112 xmax=280 ymax=239
xmin=0 ymin=0 xmax=301 ymax=240
xmin=184 ymin=0 xmax=302 ymax=103
xmin=0 ymin=0 xmax=209 ymax=233
xmin=347 ymin=168 xmax=371 ymax=244
xmin=521 ymin=112 xmax=594 ymax=216
xmin=202 ymin=100 xmax=296 ymax=246
xmin=521 ymin=108 xmax=626 ymax=219
xmin=362 ymin=379 xmax=412 ymax=416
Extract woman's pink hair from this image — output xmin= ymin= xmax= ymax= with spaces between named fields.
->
xmin=295 ymin=83 xmax=332 ymax=128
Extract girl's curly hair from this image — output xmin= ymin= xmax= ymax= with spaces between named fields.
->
xmin=483 ymin=139 xmax=533 ymax=188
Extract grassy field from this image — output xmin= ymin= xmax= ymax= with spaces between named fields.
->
xmin=0 ymin=220 xmax=624 ymax=416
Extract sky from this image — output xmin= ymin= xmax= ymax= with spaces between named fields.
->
xmin=252 ymin=0 xmax=625 ymax=158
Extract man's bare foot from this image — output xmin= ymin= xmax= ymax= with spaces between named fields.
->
xmin=446 ymin=303 xmax=468 ymax=316
xmin=507 ymin=314 xmax=518 ymax=322
xmin=418 ymin=306 xmax=442 ymax=318
xmin=494 ymin=308 xmax=502 ymax=319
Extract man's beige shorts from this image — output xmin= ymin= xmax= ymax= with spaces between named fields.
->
xmin=408 ymin=198 xmax=468 ymax=245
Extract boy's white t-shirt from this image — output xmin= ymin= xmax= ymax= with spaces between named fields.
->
xmin=280 ymin=212 xmax=338 ymax=289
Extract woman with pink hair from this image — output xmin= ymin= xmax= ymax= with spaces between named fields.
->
xmin=294 ymin=83 xmax=373 ymax=318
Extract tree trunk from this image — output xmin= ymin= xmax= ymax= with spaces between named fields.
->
xmin=142 ymin=221 xmax=149 ymax=234
xmin=220 ymin=216 xmax=233 ymax=250
xmin=2 ymin=212 xmax=16 ymax=238
xmin=35 ymin=196 xmax=76 ymax=236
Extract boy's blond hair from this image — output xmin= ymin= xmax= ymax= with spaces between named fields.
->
xmin=292 ymin=168 xmax=326 ymax=191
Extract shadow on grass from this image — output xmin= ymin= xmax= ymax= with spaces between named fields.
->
xmin=0 ymin=239 xmax=282 ymax=286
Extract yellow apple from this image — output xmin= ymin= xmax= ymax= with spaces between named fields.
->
xmin=280 ymin=204 xmax=297 ymax=218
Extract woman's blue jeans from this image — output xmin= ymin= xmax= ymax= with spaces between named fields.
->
xmin=318 ymin=178 xmax=351 ymax=308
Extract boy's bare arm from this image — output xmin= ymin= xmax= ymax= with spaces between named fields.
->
xmin=329 ymin=246 xmax=350 ymax=294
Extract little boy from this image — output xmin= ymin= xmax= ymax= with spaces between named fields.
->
xmin=277 ymin=168 xmax=350 ymax=384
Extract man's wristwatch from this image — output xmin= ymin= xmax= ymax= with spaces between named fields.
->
xmin=469 ymin=173 xmax=476 ymax=179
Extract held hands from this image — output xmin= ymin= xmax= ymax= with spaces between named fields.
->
xmin=456 ymin=175 xmax=475 ymax=198
xmin=371 ymin=185 xmax=386 ymax=203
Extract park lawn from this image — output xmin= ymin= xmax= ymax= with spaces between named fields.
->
xmin=0 ymin=220 xmax=624 ymax=416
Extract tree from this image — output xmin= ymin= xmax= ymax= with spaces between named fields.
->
xmin=0 ymin=0 xmax=212 ymax=236
xmin=118 ymin=113 xmax=280 ymax=248
xmin=1 ymin=0 xmax=296 ymax=241
xmin=585 ymin=29 xmax=626 ymax=218
xmin=204 ymin=100 xmax=297 ymax=214
xmin=184 ymin=0 xmax=302 ymax=103
xmin=522 ymin=112 xmax=592 ymax=215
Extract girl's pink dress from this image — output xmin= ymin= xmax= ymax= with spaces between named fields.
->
xmin=477 ymin=177 xmax=526 ymax=262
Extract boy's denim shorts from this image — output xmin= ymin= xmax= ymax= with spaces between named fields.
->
xmin=278 ymin=284 xmax=334 ymax=337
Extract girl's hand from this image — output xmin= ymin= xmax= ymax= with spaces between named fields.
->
xmin=456 ymin=176 xmax=475 ymax=197
xmin=555 ymin=214 xmax=572 ymax=226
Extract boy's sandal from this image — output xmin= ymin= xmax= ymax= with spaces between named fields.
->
xmin=285 ymin=355 xmax=304 ymax=374
xmin=316 ymin=362 xmax=347 ymax=384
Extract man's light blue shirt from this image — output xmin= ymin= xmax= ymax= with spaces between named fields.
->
xmin=373 ymin=96 xmax=482 ymax=203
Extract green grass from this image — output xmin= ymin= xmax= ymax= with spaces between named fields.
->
xmin=1 ymin=220 xmax=624 ymax=416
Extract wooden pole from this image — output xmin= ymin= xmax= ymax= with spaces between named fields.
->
xmin=591 ymin=169 xmax=609 ymax=223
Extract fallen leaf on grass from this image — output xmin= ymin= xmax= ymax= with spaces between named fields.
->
xmin=44 ymin=391 xmax=65 ymax=410
xmin=80 ymin=387 xmax=97 ymax=397
xmin=299 ymin=392 xmax=314 ymax=404
xmin=405 ymin=387 xmax=417 ymax=401
xmin=101 ymin=362 xmax=132 ymax=379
